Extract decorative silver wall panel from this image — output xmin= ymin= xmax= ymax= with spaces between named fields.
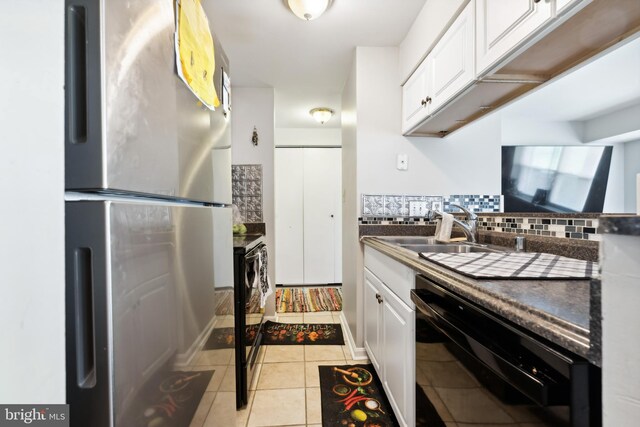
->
xmin=232 ymin=164 xmax=263 ymax=222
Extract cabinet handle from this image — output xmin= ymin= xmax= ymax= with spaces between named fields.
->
xmin=375 ymin=293 xmax=383 ymax=304
xmin=421 ymin=99 xmax=427 ymax=106
xmin=426 ymin=96 xmax=432 ymax=104
xmin=533 ymin=0 xmax=540 ymax=3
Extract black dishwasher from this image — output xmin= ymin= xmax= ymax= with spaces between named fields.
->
xmin=412 ymin=275 xmax=601 ymax=427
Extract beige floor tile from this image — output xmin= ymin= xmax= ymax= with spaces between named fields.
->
xmin=196 ymin=348 xmax=233 ymax=366
xmin=276 ymin=314 xmax=303 ymax=324
xmin=247 ymin=388 xmax=306 ymax=426
xmin=435 ymin=387 xmax=515 ymax=424
xmin=219 ymin=365 xmax=236 ymax=392
xmin=203 ymin=391 xmax=245 ymax=427
xmin=206 ymin=365 xmax=229 ymax=392
xmin=263 ymin=345 xmax=305 ymax=363
xmin=305 ymin=360 xmax=345 ymax=387
xmin=257 ymin=362 xmax=305 ymax=389
xmin=256 ymin=345 xmax=266 ymax=364
xmin=306 ymin=387 xmax=322 ymax=424
xmin=248 ymin=364 xmax=261 ymax=391
xmin=189 ymin=391 xmax=216 ymax=427
xmin=304 ymin=313 xmax=335 ymax=323
xmin=305 ymin=345 xmax=346 ymax=362
xmin=419 ymin=361 xmax=479 ymax=388
xmin=215 ymin=314 xmax=235 ymax=328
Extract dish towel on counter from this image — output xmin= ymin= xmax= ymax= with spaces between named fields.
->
xmin=258 ymin=245 xmax=273 ymax=308
xmin=434 ymin=212 xmax=454 ymax=243
xmin=420 ymin=251 xmax=597 ymax=279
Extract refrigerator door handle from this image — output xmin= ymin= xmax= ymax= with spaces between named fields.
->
xmin=72 ymin=247 xmax=97 ymax=389
xmin=66 ymin=3 xmax=89 ymax=144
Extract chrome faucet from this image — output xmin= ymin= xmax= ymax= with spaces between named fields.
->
xmin=427 ymin=203 xmax=479 ymax=243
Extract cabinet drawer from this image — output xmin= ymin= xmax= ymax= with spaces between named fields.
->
xmin=364 ymin=246 xmax=415 ymax=307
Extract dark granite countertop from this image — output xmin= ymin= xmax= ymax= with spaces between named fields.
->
xmin=598 ymin=215 xmax=640 ymax=236
xmin=362 ymin=236 xmax=594 ymax=363
xmin=233 ymin=234 xmax=264 ymax=250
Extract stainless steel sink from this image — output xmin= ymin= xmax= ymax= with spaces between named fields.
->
xmin=376 ymin=236 xmax=499 ymax=254
xmin=399 ymin=243 xmax=494 ymax=253
xmin=378 ymin=236 xmax=438 ymax=245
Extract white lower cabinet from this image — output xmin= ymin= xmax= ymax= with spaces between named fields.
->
xmin=364 ymin=247 xmax=415 ymax=427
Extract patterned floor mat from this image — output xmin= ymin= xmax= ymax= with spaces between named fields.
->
xmin=276 ymin=287 xmax=342 ymax=313
xmin=319 ymin=364 xmax=399 ymax=426
xmin=263 ymin=321 xmax=344 ymax=345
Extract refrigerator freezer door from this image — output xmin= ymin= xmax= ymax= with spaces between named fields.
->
xmin=65 ymin=0 xmax=231 ymax=204
xmin=66 ymin=201 xmax=235 ymax=426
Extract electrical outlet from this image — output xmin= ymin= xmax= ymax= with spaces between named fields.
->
xmin=409 ymin=201 xmax=428 ymax=217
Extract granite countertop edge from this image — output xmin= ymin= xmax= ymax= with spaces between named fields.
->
xmin=361 ymin=236 xmax=591 ymax=361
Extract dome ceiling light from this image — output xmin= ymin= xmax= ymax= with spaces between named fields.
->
xmin=286 ymin=0 xmax=332 ymax=21
xmin=310 ymin=107 xmax=334 ymax=124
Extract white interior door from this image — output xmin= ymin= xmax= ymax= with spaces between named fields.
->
xmin=303 ymin=148 xmax=342 ymax=284
xmin=275 ymin=148 xmax=304 ymax=284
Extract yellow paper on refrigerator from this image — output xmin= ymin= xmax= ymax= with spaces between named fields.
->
xmin=175 ymin=0 xmax=220 ymax=109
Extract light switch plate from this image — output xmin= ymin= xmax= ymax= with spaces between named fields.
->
xmin=397 ymin=154 xmax=408 ymax=170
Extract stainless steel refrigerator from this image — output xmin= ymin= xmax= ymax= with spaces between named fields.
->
xmin=64 ymin=1 xmax=236 ymax=426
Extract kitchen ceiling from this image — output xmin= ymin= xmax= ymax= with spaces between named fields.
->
xmin=204 ymin=0 xmax=427 ymax=128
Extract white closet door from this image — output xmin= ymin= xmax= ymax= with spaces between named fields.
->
xmin=303 ymin=148 xmax=341 ymax=284
xmin=275 ymin=148 xmax=304 ymax=284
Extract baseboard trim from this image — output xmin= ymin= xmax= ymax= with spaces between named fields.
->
xmin=339 ymin=312 xmax=368 ymax=360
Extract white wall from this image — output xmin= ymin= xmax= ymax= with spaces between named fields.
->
xmin=398 ymin=0 xmax=467 ymax=84
xmin=231 ymin=87 xmax=276 ymax=316
xmin=502 ymin=119 xmax=585 ymax=145
xmin=0 ymin=0 xmax=66 ymax=403
xmin=341 ymin=53 xmax=361 ymax=348
xmin=357 ymin=47 xmax=502 ymax=212
xmin=275 ymin=128 xmax=341 ymax=147
xmin=624 ymin=139 xmax=640 ymax=213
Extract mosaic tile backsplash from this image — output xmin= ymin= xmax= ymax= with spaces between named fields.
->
xmin=232 ymin=164 xmax=263 ymax=223
xmin=359 ymin=194 xmax=602 ymax=241
xmin=361 ymin=194 xmax=502 ymax=216
xmin=479 ymin=216 xmax=601 ymax=241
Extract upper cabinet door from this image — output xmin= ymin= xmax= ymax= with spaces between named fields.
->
xmin=429 ymin=1 xmax=476 ymax=113
xmin=401 ymin=57 xmax=431 ymax=134
xmin=476 ymin=0 xmax=553 ymax=76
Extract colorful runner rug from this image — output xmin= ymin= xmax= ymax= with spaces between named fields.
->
xmin=276 ymin=287 xmax=342 ymax=312
xmin=319 ymin=364 xmax=399 ymax=426
xmin=263 ymin=321 xmax=344 ymax=345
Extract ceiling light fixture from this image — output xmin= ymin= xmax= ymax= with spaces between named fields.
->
xmin=286 ymin=0 xmax=332 ymax=21
xmin=310 ymin=107 xmax=334 ymax=124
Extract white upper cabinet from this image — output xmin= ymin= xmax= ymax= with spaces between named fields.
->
xmin=476 ymin=0 xmax=553 ymax=76
xmin=555 ymin=0 xmax=584 ymax=15
xmin=429 ymin=0 xmax=476 ymax=112
xmin=402 ymin=1 xmax=475 ymax=134
xmin=402 ymin=57 xmax=431 ymax=134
